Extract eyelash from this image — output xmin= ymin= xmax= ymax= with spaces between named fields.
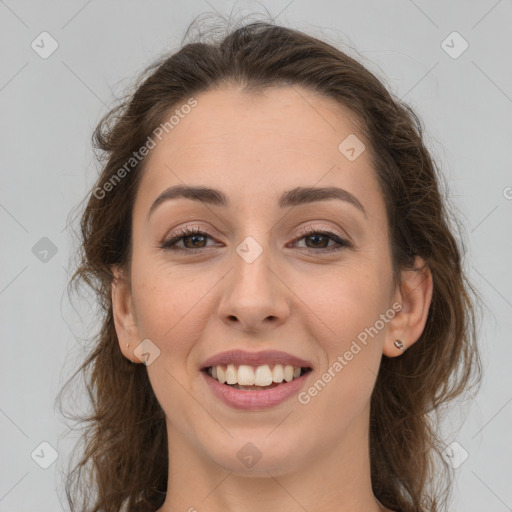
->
xmin=159 ymin=224 xmax=351 ymax=255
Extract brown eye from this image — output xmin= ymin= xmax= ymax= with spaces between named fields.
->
xmin=160 ymin=225 xmax=351 ymax=255
xmin=160 ymin=227 xmax=217 ymax=252
xmin=182 ymin=233 xmax=208 ymax=248
xmin=292 ymin=227 xmax=351 ymax=254
xmin=303 ymin=233 xmax=331 ymax=249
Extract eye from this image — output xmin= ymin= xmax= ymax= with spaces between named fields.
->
xmin=160 ymin=225 xmax=217 ymax=252
xmin=159 ymin=225 xmax=352 ymax=254
xmin=290 ymin=226 xmax=351 ymax=254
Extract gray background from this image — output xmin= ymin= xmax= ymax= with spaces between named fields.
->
xmin=1 ymin=1 xmax=511 ymax=511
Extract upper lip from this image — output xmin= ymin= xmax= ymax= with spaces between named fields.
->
xmin=200 ymin=349 xmax=313 ymax=370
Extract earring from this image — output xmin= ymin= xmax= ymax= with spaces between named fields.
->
xmin=394 ymin=339 xmax=405 ymax=351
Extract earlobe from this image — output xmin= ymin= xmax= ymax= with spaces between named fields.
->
xmin=111 ymin=266 xmax=141 ymax=363
xmin=383 ymin=257 xmax=433 ymax=357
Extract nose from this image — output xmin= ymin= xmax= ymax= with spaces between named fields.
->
xmin=216 ymin=242 xmax=290 ymax=333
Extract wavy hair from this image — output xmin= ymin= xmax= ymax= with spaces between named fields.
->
xmin=57 ymin=15 xmax=482 ymax=512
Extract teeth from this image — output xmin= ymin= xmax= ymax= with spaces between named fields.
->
xmin=225 ymin=364 xmax=238 ymax=384
xmin=237 ymin=364 xmax=255 ymax=386
xmin=255 ymin=365 xmax=273 ymax=386
xmin=273 ymin=364 xmax=284 ymax=383
xmin=207 ymin=363 xmax=306 ymax=386
xmin=216 ymin=366 xmax=226 ymax=384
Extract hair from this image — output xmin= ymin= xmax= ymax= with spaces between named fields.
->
xmin=57 ymin=14 xmax=482 ymax=512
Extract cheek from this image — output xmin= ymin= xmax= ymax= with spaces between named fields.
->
xmin=302 ymin=259 xmax=393 ymax=341
xmin=130 ymin=256 xmax=219 ymax=345
xmin=294 ymin=267 xmax=392 ymax=428
xmin=296 ymin=257 xmax=393 ymax=390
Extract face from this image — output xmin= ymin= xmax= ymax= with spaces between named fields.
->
xmin=113 ymin=85 xmax=420 ymax=477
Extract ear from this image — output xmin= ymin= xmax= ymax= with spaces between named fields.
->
xmin=383 ymin=256 xmax=433 ymax=357
xmin=111 ymin=265 xmax=142 ymax=363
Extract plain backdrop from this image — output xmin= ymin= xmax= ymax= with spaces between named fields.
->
xmin=1 ymin=1 xmax=511 ymax=511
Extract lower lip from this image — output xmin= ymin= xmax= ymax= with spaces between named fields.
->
xmin=201 ymin=369 xmax=312 ymax=410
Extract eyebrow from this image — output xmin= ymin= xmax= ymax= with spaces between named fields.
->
xmin=147 ymin=184 xmax=367 ymax=219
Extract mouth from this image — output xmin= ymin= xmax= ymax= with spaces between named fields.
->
xmin=201 ymin=365 xmax=313 ymax=391
xmin=201 ymin=364 xmax=314 ymax=409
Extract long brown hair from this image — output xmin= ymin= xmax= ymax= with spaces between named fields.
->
xmin=57 ymin=15 xmax=482 ymax=512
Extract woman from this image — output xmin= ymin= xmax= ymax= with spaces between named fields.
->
xmin=59 ymin=18 xmax=482 ymax=512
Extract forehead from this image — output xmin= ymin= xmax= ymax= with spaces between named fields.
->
xmin=134 ymin=85 xmax=382 ymax=217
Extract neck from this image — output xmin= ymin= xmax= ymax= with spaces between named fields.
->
xmin=156 ymin=402 xmax=389 ymax=512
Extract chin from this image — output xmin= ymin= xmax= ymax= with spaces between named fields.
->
xmin=204 ymin=434 xmax=307 ymax=477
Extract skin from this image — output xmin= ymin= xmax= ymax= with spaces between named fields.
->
xmin=112 ymin=85 xmax=433 ymax=512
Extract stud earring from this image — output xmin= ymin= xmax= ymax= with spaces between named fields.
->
xmin=394 ymin=339 xmax=405 ymax=351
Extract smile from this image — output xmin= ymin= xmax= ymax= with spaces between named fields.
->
xmin=201 ymin=366 xmax=313 ymax=409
